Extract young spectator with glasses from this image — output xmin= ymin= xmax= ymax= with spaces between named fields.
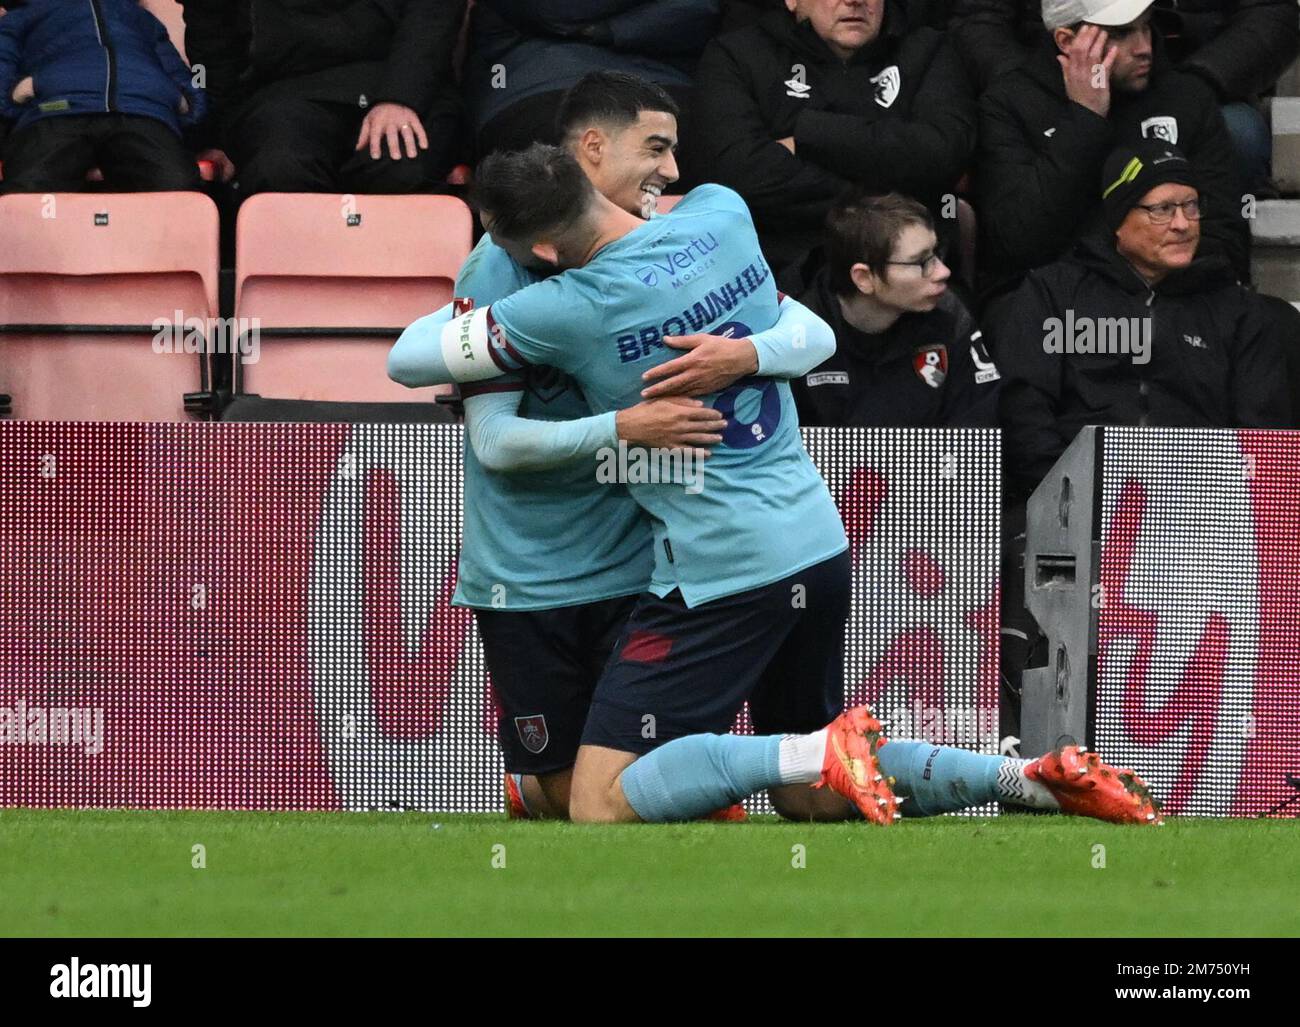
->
xmin=791 ymin=191 xmax=1002 ymax=429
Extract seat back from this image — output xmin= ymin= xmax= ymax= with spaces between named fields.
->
xmin=0 ymin=192 xmax=219 ymax=420
xmin=234 ymin=194 xmax=473 ymax=403
xmin=141 ymin=0 xmax=189 ymax=62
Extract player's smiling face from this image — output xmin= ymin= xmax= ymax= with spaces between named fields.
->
xmin=786 ymin=0 xmax=884 ymax=59
xmin=592 ymin=110 xmax=680 ymax=219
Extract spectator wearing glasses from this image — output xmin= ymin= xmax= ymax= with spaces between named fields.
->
xmin=792 ymin=191 xmax=1001 ymax=428
xmin=987 ymin=140 xmax=1291 ymax=738
xmin=976 ymin=0 xmax=1248 ymax=304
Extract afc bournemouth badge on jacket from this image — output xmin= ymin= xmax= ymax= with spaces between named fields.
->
xmin=970 ymin=332 xmax=1001 ymax=384
xmin=914 ymin=345 xmax=948 ymax=388
xmin=1141 ymin=116 xmax=1178 ymax=145
xmin=870 ymin=65 xmax=901 ymax=108
xmin=515 ymin=715 xmax=549 ymax=754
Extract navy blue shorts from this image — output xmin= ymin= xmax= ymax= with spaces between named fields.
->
xmin=475 ymin=594 xmax=638 ymax=775
xmin=580 ymin=551 xmax=850 ymax=755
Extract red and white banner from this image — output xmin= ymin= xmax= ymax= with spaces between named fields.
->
xmin=0 ymin=423 xmax=1000 ymax=812
xmin=1097 ymin=428 xmax=1300 ymax=817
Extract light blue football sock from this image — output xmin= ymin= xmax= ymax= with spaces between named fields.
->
xmin=876 ymin=740 xmax=1004 ymax=816
xmin=619 ymin=734 xmax=784 ymax=822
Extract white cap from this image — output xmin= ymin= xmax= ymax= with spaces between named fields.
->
xmin=1041 ymin=0 xmax=1154 ymax=31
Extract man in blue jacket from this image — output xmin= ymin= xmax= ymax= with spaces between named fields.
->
xmin=0 ymin=0 xmax=205 ymax=192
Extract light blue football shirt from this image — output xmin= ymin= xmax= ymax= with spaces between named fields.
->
xmin=452 ymin=234 xmax=654 ymax=610
xmin=485 ymin=185 xmax=848 ymax=607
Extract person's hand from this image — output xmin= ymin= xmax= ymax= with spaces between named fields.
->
xmin=1058 ymin=24 xmax=1115 ymax=118
xmin=177 ymin=93 xmax=190 ymax=115
xmin=196 ymin=147 xmax=236 ymax=183
xmin=11 ymin=76 xmax=33 ymax=104
xmin=639 ymin=333 xmax=759 ymax=399
xmin=776 ymin=136 xmax=795 ymax=154
xmin=614 ymin=396 xmax=726 ymax=451
xmin=356 ymin=102 xmax=428 ymax=160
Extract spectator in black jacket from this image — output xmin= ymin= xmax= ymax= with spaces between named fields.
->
xmin=957 ymin=0 xmax=1298 ymax=98
xmin=792 ymin=191 xmax=1001 ymax=427
xmin=992 ymin=139 xmax=1290 ymax=497
xmin=466 ymin=1 xmax=718 ymax=159
xmin=179 ymin=0 xmax=464 ymax=194
xmin=988 ymin=139 xmax=1290 ymax=739
xmin=977 ymin=0 xmax=1248 ymax=302
xmin=955 ymin=0 xmax=1298 ymax=188
xmin=687 ymin=0 xmax=977 ymax=288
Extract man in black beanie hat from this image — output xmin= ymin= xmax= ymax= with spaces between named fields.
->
xmin=985 ymin=137 xmax=1292 ymax=745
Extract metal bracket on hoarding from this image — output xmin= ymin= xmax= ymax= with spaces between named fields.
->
xmin=1021 ymin=426 xmax=1102 ymax=757
xmin=1258 ymin=774 xmax=1300 ymax=818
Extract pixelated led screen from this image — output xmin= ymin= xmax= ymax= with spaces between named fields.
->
xmin=1097 ymin=427 xmax=1300 ymax=817
xmin=0 ymin=423 xmax=1000 ymax=812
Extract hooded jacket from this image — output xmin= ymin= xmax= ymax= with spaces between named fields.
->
xmin=989 ymin=232 xmax=1293 ymax=499
xmin=688 ymin=5 xmax=976 ymax=279
xmin=976 ymin=33 xmax=1248 ymax=300
xmin=0 ymin=0 xmax=205 ymax=136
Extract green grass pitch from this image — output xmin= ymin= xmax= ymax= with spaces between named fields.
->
xmin=2 ymin=809 xmax=1295 ymax=937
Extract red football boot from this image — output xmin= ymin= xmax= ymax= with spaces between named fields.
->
xmin=702 ymin=804 xmax=749 ymax=822
xmin=504 ymin=772 xmax=531 ymax=820
xmin=1023 ymin=746 xmax=1164 ymax=825
xmin=813 ymin=705 xmax=899 ymax=825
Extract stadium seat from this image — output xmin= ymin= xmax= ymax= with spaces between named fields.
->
xmin=140 ymin=0 xmax=189 ymax=62
xmin=232 ymin=194 xmax=473 ymax=403
xmin=0 ymin=192 xmax=220 ymax=420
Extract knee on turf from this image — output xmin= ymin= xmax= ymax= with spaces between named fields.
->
xmin=568 ymin=769 xmax=632 ymax=824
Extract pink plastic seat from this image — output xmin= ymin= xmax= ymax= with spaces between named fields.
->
xmin=140 ymin=0 xmax=189 ymax=62
xmin=0 ymin=192 xmax=219 ymax=420
xmin=233 ymin=194 xmax=473 ymax=403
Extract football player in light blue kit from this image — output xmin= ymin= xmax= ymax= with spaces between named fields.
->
xmin=389 ymin=74 xmax=839 ymax=821
xmin=402 ymin=144 xmax=1165 ymax=828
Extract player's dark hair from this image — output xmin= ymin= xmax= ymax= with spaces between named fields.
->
xmin=555 ymin=71 xmax=679 ymax=142
xmin=472 ymin=143 xmax=597 ymax=244
xmin=826 ymin=191 xmax=934 ymax=296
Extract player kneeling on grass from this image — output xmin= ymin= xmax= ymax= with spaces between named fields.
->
xmin=391 ymin=73 xmax=838 ymax=821
xmin=412 ymin=143 xmax=1164 ymax=826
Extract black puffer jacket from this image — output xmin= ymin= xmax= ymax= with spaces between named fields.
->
xmin=988 ymin=232 xmax=1293 ymax=499
xmin=954 ymin=0 xmax=1299 ymax=100
xmin=977 ymin=34 xmax=1248 ymax=299
xmin=688 ymin=5 xmax=976 ymax=279
xmin=179 ymin=0 xmax=465 ymax=148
